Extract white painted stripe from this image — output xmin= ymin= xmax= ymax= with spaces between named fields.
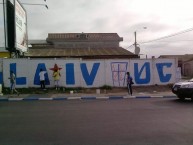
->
xmin=123 ymin=96 xmax=134 ymax=99
xmin=151 ymin=95 xmax=163 ymax=98
xmin=39 ymin=98 xmax=53 ymax=101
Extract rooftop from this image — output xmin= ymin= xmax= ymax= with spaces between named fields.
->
xmin=47 ymin=33 xmax=123 ymax=42
xmin=25 ymin=47 xmax=138 ymax=59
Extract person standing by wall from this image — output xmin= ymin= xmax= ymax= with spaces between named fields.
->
xmin=39 ymin=69 xmax=47 ymax=90
xmin=126 ymin=72 xmax=134 ymax=95
xmin=53 ymin=69 xmax=61 ymax=90
xmin=9 ymin=71 xmax=19 ymax=95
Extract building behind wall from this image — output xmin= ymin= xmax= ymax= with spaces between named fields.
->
xmin=183 ymin=59 xmax=193 ymax=77
xmin=159 ymin=54 xmax=193 ymax=77
xmin=26 ymin=33 xmax=139 ymax=59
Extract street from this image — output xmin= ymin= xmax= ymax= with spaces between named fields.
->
xmin=0 ymin=98 xmax=193 ymax=145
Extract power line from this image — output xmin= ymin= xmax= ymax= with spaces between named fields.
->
xmin=127 ymin=44 xmax=134 ymax=49
xmin=140 ymin=40 xmax=193 ymax=44
xmin=141 ymin=27 xmax=193 ymax=44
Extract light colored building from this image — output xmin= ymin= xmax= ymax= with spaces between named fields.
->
xmin=26 ymin=33 xmax=139 ymax=59
xmin=159 ymin=54 xmax=193 ymax=77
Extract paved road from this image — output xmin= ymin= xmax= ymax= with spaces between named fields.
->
xmin=0 ymin=98 xmax=193 ymax=145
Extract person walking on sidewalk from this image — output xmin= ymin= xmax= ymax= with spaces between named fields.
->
xmin=52 ymin=69 xmax=61 ymax=90
xmin=9 ymin=71 xmax=19 ymax=95
xmin=39 ymin=69 xmax=47 ymax=90
xmin=126 ymin=72 xmax=134 ymax=95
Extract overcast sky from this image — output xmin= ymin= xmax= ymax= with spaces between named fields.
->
xmin=19 ymin=0 xmax=193 ymax=58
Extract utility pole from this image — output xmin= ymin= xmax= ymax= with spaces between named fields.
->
xmin=133 ymin=27 xmax=147 ymax=57
xmin=134 ymin=31 xmax=137 ymax=52
xmin=3 ymin=0 xmax=7 ymax=53
xmin=134 ymin=31 xmax=140 ymax=57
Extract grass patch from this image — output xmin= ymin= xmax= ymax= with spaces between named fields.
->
xmin=100 ymin=85 xmax=112 ymax=90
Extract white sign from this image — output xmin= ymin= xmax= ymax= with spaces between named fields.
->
xmin=15 ymin=0 xmax=28 ymax=52
xmin=0 ymin=4 xmax=5 ymax=49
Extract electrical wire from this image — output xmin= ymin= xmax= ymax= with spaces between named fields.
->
xmin=139 ymin=40 xmax=193 ymax=45
xmin=140 ymin=27 xmax=193 ymax=44
xmin=127 ymin=44 xmax=134 ymax=49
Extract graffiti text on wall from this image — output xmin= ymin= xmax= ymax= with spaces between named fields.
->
xmin=8 ymin=61 xmax=174 ymax=87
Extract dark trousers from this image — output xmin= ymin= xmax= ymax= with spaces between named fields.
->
xmin=40 ymin=80 xmax=45 ymax=89
xmin=127 ymin=83 xmax=132 ymax=95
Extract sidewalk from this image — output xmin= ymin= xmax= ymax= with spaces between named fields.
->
xmin=0 ymin=86 xmax=177 ymax=101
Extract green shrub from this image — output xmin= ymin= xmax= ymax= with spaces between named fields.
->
xmin=100 ymin=85 xmax=112 ymax=90
xmin=167 ymin=83 xmax=174 ymax=89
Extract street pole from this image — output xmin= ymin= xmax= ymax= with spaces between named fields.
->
xmin=2 ymin=0 xmax=8 ymax=56
xmin=134 ymin=31 xmax=137 ymax=52
xmin=0 ymin=0 xmax=48 ymax=58
xmin=133 ymin=27 xmax=147 ymax=57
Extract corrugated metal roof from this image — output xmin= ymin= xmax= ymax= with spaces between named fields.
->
xmin=47 ymin=33 xmax=123 ymax=41
xmin=28 ymin=40 xmax=47 ymax=44
xmin=26 ymin=33 xmax=138 ymax=59
xmin=25 ymin=47 xmax=137 ymax=58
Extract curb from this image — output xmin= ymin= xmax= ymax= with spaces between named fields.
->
xmin=0 ymin=95 xmax=177 ymax=102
